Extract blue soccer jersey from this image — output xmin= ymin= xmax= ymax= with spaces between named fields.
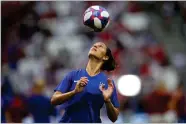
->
xmin=54 ymin=69 xmax=119 ymax=123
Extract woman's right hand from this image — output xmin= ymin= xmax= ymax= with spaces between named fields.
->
xmin=74 ymin=77 xmax=89 ymax=93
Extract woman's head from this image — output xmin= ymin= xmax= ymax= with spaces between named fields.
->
xmin=88 ymin=42 xmax=116 ymax=71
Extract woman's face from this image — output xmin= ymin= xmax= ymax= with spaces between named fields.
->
xmin=88 ymin=42 xmax=108 ymax=61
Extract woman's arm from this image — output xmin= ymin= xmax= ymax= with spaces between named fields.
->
xmin=51 ymin=77 xmax=88 ymax=106
xmin=51 ymin=91 xmax=76 ymax=106
xmin=99 ymin=79 xmax=120 ymax=122
xmin=105 ymin=99 xmax=119 ymax=122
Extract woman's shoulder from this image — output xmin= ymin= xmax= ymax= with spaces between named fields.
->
xmin=100 ymin=71 xmax=109 ymax=79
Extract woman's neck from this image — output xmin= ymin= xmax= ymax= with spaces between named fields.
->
xmin=86 ymin=58 xmax=103 ymax=76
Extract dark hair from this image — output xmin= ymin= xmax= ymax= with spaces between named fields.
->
xmin=101 ymin=47 xmax=117 ymax=71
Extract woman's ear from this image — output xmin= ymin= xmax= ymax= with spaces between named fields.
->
xmin=103 ymin=56 xmax=109 ymax=61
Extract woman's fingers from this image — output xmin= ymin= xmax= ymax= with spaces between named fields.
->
xmin=79 ymin=77 xmax=89 ymax=87
xmin=107 ymin=78 xmax=114 ymax=89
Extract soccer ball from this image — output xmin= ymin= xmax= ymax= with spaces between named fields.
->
xmin=83 ymin=5 xmax=110 ymax=32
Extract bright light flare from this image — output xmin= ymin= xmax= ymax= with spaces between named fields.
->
xmin=117 ymin=75 xmax=141 ymax=97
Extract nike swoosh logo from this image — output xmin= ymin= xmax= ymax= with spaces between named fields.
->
xmin=74 ymin=80 xmax=79 ymax=82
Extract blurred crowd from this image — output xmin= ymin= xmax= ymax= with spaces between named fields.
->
xmin=1 ymin=1 xmax=186 ymax=123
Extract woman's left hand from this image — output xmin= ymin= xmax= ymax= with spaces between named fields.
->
xmin=99 ymin=78 xmax=114 ymax=102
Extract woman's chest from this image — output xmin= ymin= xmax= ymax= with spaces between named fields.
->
xmin=72 ymin=75 xmax=108 ymax=94
xmin=71 ymin=74 xmax=108 ymax=105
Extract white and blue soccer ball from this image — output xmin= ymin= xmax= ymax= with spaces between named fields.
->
xmin=83 ymin=5 xmax=110 ymax=32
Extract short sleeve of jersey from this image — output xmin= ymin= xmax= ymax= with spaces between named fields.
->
xmin=110 ymin=81 xmax=120 ymax=108
xmin=54 ymin=71 xmax=75 ymax=93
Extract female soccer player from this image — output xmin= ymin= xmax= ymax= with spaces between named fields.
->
xmin=51 ymin=42 xmax=119 ymax=123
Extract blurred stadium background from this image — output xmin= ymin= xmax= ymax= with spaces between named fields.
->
xmin=1 ymin=1 xmax=186 ymax=123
